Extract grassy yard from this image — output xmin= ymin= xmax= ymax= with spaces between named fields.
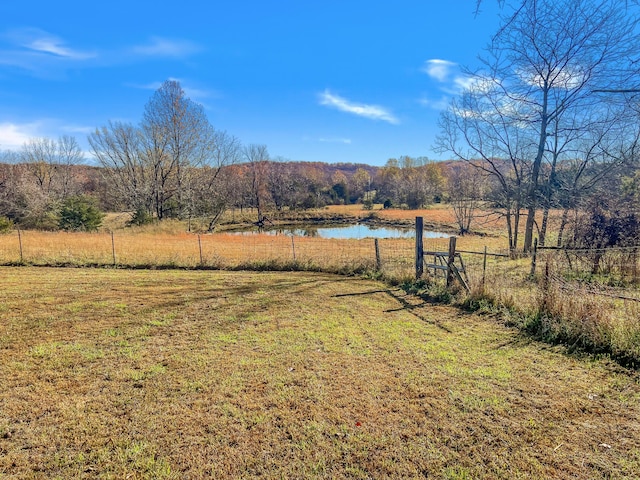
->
xmin=1 ymin=267 xmax=639 ymax=479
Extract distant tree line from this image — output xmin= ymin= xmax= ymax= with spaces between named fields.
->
xmin=0 ymin=74 xmax=639 ymax=254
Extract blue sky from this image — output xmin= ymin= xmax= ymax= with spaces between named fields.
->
xmin=0 ymin=1 xmax=503 ymax=166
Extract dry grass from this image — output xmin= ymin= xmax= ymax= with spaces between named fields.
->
xmin=3 ymin=204 xmax=637 ymax=367
xmin=0 ymin=230 xmax=418 ymax=280
xmin=1 ymin=267 xmax=639 ymax=478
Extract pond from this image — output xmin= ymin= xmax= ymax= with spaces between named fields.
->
xmin=233 ymin=224 xmax=448 ymax=240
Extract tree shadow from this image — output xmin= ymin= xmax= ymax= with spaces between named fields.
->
xmin=332 ymin=288 xmax=452 ymax=333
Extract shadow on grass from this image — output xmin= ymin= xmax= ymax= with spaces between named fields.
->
xmin=332 ymin=288 xmax=453 ymax=333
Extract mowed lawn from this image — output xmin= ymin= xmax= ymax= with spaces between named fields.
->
xmin=1 ymin=268 xmax=639 ymax=479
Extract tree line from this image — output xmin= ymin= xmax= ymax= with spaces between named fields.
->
xmin=3 ymin=4 xmax=640 ymax=260
xmin=0 ymin=80 xmax=452 ymax=232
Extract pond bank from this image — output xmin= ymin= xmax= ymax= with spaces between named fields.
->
xmin=217 ymin=209 xmax=462 ymax=236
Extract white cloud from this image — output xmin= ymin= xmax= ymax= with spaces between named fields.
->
xmin=319 ymin=90 xmax=399 ymax=124
xmin=318 ymin=137 xmax=352 ymax=144
xmin=7 ymin=28 xmax=95 ymax=60
xmin=418 ymin=96 xmax=450 ymax=110
xmin=26 ymin=38 xmax=95 ymax=60
xmin=518 ymin=67 xmax=585 ymax=90
xmin=60 ymin=124 xmax=95 ymax=135
xmin=132 ymin=37 xmax=201 ymax=58
xmin=422 ymin=59 xmax=457 ymax=82
xmin=0 ymin=122 xmax=42 ymax=149
xmin=0 ymin=29 xmax=200 ymax=79
xmin=452 ymin=75 xmax=495 ymax=94
xmin=0 ymin=120 xmax=96 ymax=151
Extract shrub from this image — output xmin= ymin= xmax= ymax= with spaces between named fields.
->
xmin=0 ymin=216 xmax=13 ymax=234
xmin=59 ymin=196 xmax=105 ymax=232
xmin=127 ymin=207 xmax=155 ymax=227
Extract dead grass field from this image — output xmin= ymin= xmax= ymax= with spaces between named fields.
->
xmin=1 ymin=267 xmax=639 ymax=479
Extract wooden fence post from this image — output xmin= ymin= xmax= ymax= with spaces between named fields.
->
xmin=415 ymin=217 xmax=424 ymax=279
xmin=542 ymin=258 xmax=550 ymax=311
xmin=374 ymin=238 xmax=381 ymax=272
xmin=529 ymin=238 xmax=538 ymax=278
xmin=291 ymin=236 xmax=296 ymax=261
xmin=198 ymin=234 xmax=203 ymax=265
xmin=446 ymin=236 xmax=457 ymax=288
xmin=17 ymin=228 xmax=23 ymax=263
xmin=111 ymin=231 xmax=116 ymax=266
xmin=482 ymin=245 xmax=487 ymax=290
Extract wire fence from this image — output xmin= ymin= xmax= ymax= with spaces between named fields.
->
xmin=536 ymin=246 xmax=640 ymax=304
xmin=2 ymin=227 xmax=639 ymax=358
xmin=1 ymin=229 xmax=638 ymax=302
xmin=0 ymin=230 xmax=417 ymax=279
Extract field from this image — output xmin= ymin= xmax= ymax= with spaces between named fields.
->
xmin=1 ymin=267 xmax=640 ymax=478
xmin=3 ymin=204 xmax=639 ymax=368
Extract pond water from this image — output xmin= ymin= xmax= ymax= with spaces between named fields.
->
xmin=233 ymin=224 xmax=448 ymax=240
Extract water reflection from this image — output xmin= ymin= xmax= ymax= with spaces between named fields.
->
xmin=234 ymin=224 xmax=447 ymax=239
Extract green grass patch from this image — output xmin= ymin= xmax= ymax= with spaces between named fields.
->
xmin=0 ymin=267 xmax=639 ymax=478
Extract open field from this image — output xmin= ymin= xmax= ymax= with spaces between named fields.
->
xmin=1 ymin=267 xmax=640 ymax=478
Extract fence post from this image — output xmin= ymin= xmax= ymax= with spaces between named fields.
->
xmin=446 ymin=236 xmax=457 ymax=288
xmin=198 ymin=234 xmax=203 ymax=265
xmin=291 ymin=236 xmax=296 ymax=261
xmin=17 ymin=228 xmax=23 ymax=263
xmin=482 ymin=245 xmax=487 ymax=290
xmin=415 ymin=217 xmax=424 ymax=279
xmin=111 ymin=231 xmax=116 ymax=266
xmin=374 ymin=238 xmax=381 ymax=272
xmin=529 ymin=238 xmax=538 ymax=278
xmin=542 ymin=258 xmax=550 ymax=311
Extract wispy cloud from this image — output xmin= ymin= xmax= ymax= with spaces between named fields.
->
xmin=7 ymin=28 xmax=96 ymax=60
xmin=0 ymin=29 xmax=201 ymax=79
xmin=0 ymin=121 xmax=42 ymax=149
xmin=422 ymin=59 xmax=457 ymax=82
xmin=318 ymin=137 xmax=352 ymax=144
xmin=132 ymin=37 xmax=201 ymax=58
xmin=60 ymin=124 xmax=95 ymax=135
xmin=0 ymin=120 xmax=96 ymax=151
xmin=419 ymin=58 xmax=495 ymax=110
xmin=319 ymin=90 xmax=399 ymax=124
xmin=0 ymin=28 xmax=97 ymax=78
xmin=418 ymin=96 xmax=450 ymax=110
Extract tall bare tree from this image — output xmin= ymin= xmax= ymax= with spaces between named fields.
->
xmin=439 ymin=0 xmax=640 ymax=252
xmin=141 ymin=80 xmax=216 ymax=219
xmin=243 ymin=144 xmax=270 ymax=225
xmin=91 ymin=80 xmax=221 ymax=222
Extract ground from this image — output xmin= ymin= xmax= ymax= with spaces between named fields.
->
xmin=1 ymin=267 xmax=639 ymax=479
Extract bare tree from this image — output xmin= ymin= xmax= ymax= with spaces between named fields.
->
xmin=91 ymin=80 xmax=220 ymax=222
xmin=447 ymin=162 xmax=488 ymax=235
xmin=89 ymin=121 xmax=152 ymax=215
xmin=243 ymin=144 xmax=270 ymax=225
xmin=192 ymin=130 xmax=242 ymax=231
xmin=437 ymin=88 xmax=533 ymax=250
xmin=56 ymin=135 xmax=84 ymax=198
xmin=21 ymin=137 xmax=58 ymax=196
xmin=439 ymin=0 xmax=640 ymax=252
xmin=141 ymin=80 xmax=216 ymax=220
